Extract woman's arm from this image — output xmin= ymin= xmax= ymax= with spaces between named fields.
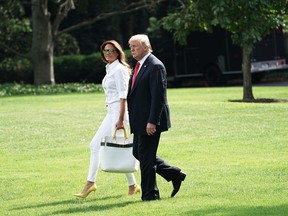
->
xmin=115 ymin=98 xmax=126 ymax=129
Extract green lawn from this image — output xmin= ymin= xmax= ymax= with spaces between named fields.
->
xmin=0 ymin=87 xmax=287 ymax=216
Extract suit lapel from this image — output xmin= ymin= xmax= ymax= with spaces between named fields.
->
xmin=130 ymin=57 xmax=150 ymax=93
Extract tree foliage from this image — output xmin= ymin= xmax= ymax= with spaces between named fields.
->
xmin=163 ymin=0 xmax=288 ymax=48
xmin=0 ymin=0 xmax=31 ymax=59
xmin=162 ymin=0 xmax=288 ymax=101
xmin=0 ymin=0 xmax=165 ymax=85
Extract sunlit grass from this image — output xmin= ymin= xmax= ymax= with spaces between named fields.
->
xmin=0 ymin=86 xmax=288 ymax=215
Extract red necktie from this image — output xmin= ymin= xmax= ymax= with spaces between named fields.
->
xmin=131 ymin=62 xmax=140 ymax=88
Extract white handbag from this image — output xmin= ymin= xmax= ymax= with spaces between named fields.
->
xmin=100 ymin=128 xmax=139 ymax=173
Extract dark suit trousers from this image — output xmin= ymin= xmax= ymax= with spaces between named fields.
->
xmin=132 ymin=133 xmax=181 ymax=201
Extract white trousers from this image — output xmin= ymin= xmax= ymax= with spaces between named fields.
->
xmin=87 ymin=102 xmax=136 ymax=186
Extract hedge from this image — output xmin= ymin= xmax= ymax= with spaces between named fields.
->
xmin=0 ymin=50 xmax=133 ymax=84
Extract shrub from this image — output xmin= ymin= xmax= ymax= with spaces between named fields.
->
xmin=54 ymin=33 xmax=80 ymax=56
xmin=53 ymin=52 xmax=105 ymax=83
xmin=0 ymin=83 xmax=103 ymax=97
xmin=0 ymin=57 xmax=33 ymax=83
xmin=0 ymin=51 xmax=132 ymax=84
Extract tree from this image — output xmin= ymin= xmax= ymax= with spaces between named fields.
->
xmin=0 ymin=0 xmax=32 ymax=60
xmin=162 ymin=0 xmax=288 ymax=101
xmin=0 ymin=0 xmax=165 ymax=85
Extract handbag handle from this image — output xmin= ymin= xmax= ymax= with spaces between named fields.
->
xmin=113 ymin=128 xmax=128 ymax=139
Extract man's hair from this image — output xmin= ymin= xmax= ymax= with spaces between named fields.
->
xmin=129 ymin=34 xmax=153 ymax=52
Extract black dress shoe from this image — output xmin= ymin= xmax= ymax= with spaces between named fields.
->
xmin=142 ymin=197 xmax=160 ymax=202
xmin=171 ymin=171 xmax=186 ymax=197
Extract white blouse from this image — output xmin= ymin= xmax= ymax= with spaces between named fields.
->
xmin=102 ymin=59 xmax=130 ymax=105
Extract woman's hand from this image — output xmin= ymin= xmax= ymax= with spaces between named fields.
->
xmin=115 ymin=119 xmax=124 ymax=130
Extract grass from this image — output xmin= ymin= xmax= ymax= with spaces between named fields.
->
xmin=0 ymin=86 xmax=288 ymax=216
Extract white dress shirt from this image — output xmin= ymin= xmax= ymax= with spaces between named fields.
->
xmin=137 ymin=53 xmax=151 ymax=71
xmin=102 ymin=59 xmax=130 ymax=105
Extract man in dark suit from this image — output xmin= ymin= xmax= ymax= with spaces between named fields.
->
xmin=127 ymin=34 xmax=186 ymax=201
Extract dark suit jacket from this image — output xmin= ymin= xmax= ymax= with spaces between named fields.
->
xmin=127 ymin=54 xmax=171 ymax=135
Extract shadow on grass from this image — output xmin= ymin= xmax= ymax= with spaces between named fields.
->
xmin=11 ymin=194 xmax=125 ymax=210
xmin=184 ymin=204 xmax=288 ymax=216
xmin=49 ymin=200 xmax=140 ymax=215
xmin=229 ymin=98 xmax=288 ymax=103
xmin=11 ymin=195 xmax=169 ymax=215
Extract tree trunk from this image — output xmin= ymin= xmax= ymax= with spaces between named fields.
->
xmin=30 ymin=0 xmax=55 ymax=85
xmin=242 ymin=44 xmax=254 ymax=101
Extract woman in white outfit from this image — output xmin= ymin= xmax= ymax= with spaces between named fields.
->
xmin=74 ymin=40 xmax=140 ymax=198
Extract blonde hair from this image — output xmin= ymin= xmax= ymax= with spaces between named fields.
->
xmin=100 ymin=40 xmax=131 ymax=74
xmin=129 ymin=34 xmax=153 ymax=52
